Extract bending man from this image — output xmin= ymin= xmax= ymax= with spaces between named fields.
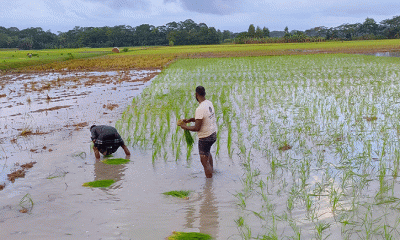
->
xmin=179 ymin=86 xmax=217 ymax=178
xmin=90 ymin=125 xmax=130 ymax=159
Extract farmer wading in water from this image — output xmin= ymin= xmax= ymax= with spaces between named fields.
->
xmin=90 ymin=125 xmax=131 ymax=159
xmin=179 ymin=86 xmax=218 ymax=178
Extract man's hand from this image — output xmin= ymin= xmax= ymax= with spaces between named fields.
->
xmin=93 ymin=146 xmax=101 ymax=160
xmin=177 ymin=119 xmax=188 ymax=128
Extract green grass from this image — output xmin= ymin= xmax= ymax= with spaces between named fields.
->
xmin=2 ymin=39 xmax=400 ymax=72
xmin=168 ymin=231 xmax=212 ymax=240
xmin=102 ymin=158 xmax=130 ymax=165
xmin=122 ymin=39 xmax=400 ymax=56
xmin=82 ymin=179 xmax=115 ymax=188
xmin=0 ymin=48 xmax=111 ymax=71
xmin=163 ymin=190 xmax=191 ymax=199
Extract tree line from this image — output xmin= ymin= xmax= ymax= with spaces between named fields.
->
xmin=0 ymin=19 xmax=233 ymax=49
xmin=0 ymin=16 xmax=400 ymax=50
xmin=236 ymin=16 xmax=400 ymax=43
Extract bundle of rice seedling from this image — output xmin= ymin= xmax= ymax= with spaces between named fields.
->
xmin=177 ymin=119 xmax=194 ymax=147
xmin=168 ymin=231 xmax=212 ymax=240
xmin=102 ymin=158 xmax=130 ymax=165
xmin=163 ymin=190 xmax=191 ymax=199
xmin=82 ymin=179 xmax=115 ymax=188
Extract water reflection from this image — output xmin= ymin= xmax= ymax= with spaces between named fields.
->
xmin=365 ymin=52 xmax=400 ymax=57
xmin=93 ymin=156 xmax=129 ymax=190
xmin=185 ymin=179 xmax=219 ymax=238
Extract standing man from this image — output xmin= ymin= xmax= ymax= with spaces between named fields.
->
xmin=179 ymin=86 xmax=217 ymax=178
xmin=90 ymin=125 xmax=131 ymax=159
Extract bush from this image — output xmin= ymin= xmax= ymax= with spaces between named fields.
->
xmin=122 ymin=47 xmax=129 ymax=52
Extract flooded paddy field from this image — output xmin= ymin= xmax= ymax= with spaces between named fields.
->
xmin=0 ymin=69 xmax=243 ymax=239
xmin=2 ymin=53 xmax=400 ymax=240
xmin=119 ymin=54 xmax=400 ymax=239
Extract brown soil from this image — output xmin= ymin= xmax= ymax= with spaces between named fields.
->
xmin=0 ymin=184 xmax=5 ymax=191
xmin=19 ymin=129 xmax=48 ymax=137
xmin=72 ymin=122 xmax=89 ymax=130
xmin=278 ymin=144 xmax=292 ymax=151
xmin=21 ymin=162 xmax=37 ymax=169
xmin=7 ymin=169 xmax=26 ymax=183
xmin=103 ymin=104 xmax=119 ymax=111
xmin=31 ymin=105 xmax=72 ymax=113
xmin=19 ymin=208 xmax=28 ymax=213
xmin=363 ymin=116 xmax=377 ymax=121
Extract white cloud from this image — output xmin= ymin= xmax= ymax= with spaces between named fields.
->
xmin=0 ymin=0 xmax=399 ymax=33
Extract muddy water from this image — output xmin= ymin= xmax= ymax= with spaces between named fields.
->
xmin=0 ymin=71 xmax=242 ymax=239
xmin=365 ymin=51 xmax=400 ymax=57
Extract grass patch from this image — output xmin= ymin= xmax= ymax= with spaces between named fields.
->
xmin=168 ymin=231 xmax=212 ymax=240
xmin=163 ymin=190 xmax=191 ymax=199
xmin=82 ymin=179 xmax=115 ymax=188
xmin=102 ymin=158 xmax=130 ymax=165
xmin=2 ymin=39 xmax=400 ymax=72
xmin=0 ymin=48 xmax=111 ymax=72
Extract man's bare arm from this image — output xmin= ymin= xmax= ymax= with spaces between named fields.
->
xmin=183 ymin=118 xmax=195 ymax=123
xmin=93 ymin=145 xmax=101 ymax=159
xmin=180 ymin=119 xmax=202 ymax=132
xmin=122 ymin=145 xmax=131 ymax=156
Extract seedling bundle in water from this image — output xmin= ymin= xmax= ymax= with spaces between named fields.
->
xmin=163 ymin=190 xmax=191 ymax=199
xmin=168 ymin=231 xmax=212 ymax=240
xmin=102 ymin=158 xmax=130 ymax=165
xmin=82 ymin=179 xmax=115 ymax=188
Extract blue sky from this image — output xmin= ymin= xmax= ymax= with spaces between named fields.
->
xmin=1 ymin=0 xmax=399 ymax=33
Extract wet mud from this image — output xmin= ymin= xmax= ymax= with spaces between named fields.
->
xmin=0 ymin=69 xmax=240 ymax=239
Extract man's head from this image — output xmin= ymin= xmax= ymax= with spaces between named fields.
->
xmin=195 ymin=86 xmax=206 ymax=102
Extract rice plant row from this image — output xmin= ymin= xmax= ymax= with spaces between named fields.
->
xmin=117 ymin=54 xmax=400 ymax=239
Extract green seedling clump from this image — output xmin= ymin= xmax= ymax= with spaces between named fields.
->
xmin=163 ymin=190 xmax=191 ymax=199
xmin=119 ymin=53 xmax=400 ymax=238
xmin=82 ymin=179 xmax=115 ymax=188
xmin=168 ymin=231 xmax=212 ymax=240
xmin=177 ymin=119 xmax=194 ymax=147
xmin=102 ymin=158 xmax=130 ymax=165
xmin=184 ymin=130 xmax=194 ymax=147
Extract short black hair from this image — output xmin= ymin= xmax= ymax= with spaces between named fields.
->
xmin=196 ymin=86 xmax=206 ymax=97
xmin=90 ymin=125 xmax=96 ymax=131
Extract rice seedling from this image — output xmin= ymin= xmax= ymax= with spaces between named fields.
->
xmin=117 ymin=53 xmax=400 ymax=238
xmin=102 ymin=158 xmax=130 ymax=165
xmin=167 ymin=231 xmax=212 ymax=240
xmin=162 ymin=190 xmax=191 ymax=199
xmin=47 ymin=168 xmax=68 ymax=179
xmin=82 ymin=179 xmax=115 ymax=188
xmin=315 ymin=222 xmax=331 ymax=240
xmin=72 ymin=152 xmax=87 ymax=159
xmin=19 ymin=193 xmax=34 ymax=213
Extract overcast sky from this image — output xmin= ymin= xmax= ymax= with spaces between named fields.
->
xmin=1 ymin=0 xmax=399 ymax=33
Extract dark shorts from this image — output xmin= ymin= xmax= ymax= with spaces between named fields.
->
xmin=198 ymin=132 xmax=217 ymax=156
xmin=94 ymin=141 xmax=124 ymax=155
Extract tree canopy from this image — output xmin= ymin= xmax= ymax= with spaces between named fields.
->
xmin=1 ymin=15 xmax=400 ymax=49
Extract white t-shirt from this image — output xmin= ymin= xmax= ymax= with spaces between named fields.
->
xmin=195 ymin=100 xmax=218 ymax=138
